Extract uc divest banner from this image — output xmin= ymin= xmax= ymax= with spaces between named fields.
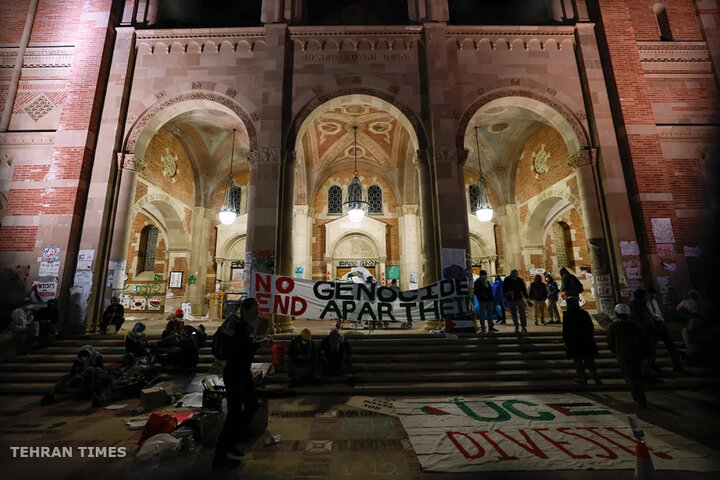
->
xmin=249 ymin=272 xmax=472 ymax=322
xmin=393 ymin=394 xmax=720 ymax=472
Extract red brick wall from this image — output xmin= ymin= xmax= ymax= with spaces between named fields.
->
xmin=0 ymin=0 xmax=32 ymax=45
xmin=0 ymin=226 xmax=38 ymax=251
xmin=515 ymin=126 xmax=571 ymax=205
xmin=625 ymin=0 xmax=702 ymax=40
xmin=140 ymin=130 xmax=197 ymax=207
xmin=125 ymin=212 xmax=168 ymax=283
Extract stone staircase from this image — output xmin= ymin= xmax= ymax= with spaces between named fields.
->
xmin=0 ymin=331 xmax=715 ymax=397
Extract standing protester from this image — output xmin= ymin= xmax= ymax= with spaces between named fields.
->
xmin=492 ymin=274 xmax=506 ymax=325
xmin=35 ymin=299 xmax=59 ymax=344
xmin=562 ymin=297 xmax=601 ymax=384
xmin=646 ymin=288 xmax=684 ymax=373
xmin=389 ymin=279 xmax=400 ymax=291
xmin=607 ymin=303 xmax=651 ymax=408
xmin=560 ymin=267 xmax=584 ymax=302
xmin=630 ymin=289 xmax=660 ymax=381
xmin=545 ymin=273 xmax=561 ymax=324
xmin=100 ymin=297 xmax=124 ymax=334
xmin=473 ymin=270 xmax=497 ymax=333
xmin=212 ymin=298 xmax=272 ymax=469
xmin=503 ymin=270 xmax=531 ymax=335
xmin=529 ymin=274 xmax=548 ymax=326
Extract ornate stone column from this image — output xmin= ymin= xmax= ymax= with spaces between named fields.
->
xmin=495 ymin=204 xmax=523 ymax=272
xmin=107 ymin=153 xmax=145 ymax=298
xmin=293 ymin=205 xmax=312 ymax=280
xmin=187 ymin=206 xmax=213 ymax=316
xmin=379 ymin=256 xmax=387 ymax=286
xmin=567 ymin=148 xmax=615 ymax=312
xmin=398 ymin=204 xmax=421 ymax=290
xmin=325 ymin=256 xmax=334 ymax=281
xmin=415 ymin=150 xmax=439 ymax=285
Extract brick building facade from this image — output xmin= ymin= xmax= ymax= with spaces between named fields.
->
xmin=0 ymin=0 xmax=717 ymax=331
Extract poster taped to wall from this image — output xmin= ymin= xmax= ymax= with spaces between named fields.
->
xmin=656 ymin=244 xmax=675 ymax=258
xmin=31 ymin=281 xmax=57 ymax=303
xmin=619 ymin=241 xmax=639 ymax=257
xmin=651 ymin=218 xmax=675 ymax=244
xmin=38 ymin=261 xmax=60 ymax=277
xmin=249 ymin=272 xmax=472 ymax=323
xmin=42 ymin=246 xmax=61 ymax=261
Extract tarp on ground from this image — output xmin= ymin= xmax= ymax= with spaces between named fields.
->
xmin=393 ymin=394 xmax=720 ymax=472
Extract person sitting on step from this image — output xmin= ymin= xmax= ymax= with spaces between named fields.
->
xmin=287 ymin=328 xmax=318 ymax=386
xmin=319 ymin=329 xmax=353 ymax=381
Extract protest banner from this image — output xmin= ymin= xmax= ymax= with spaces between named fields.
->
xmin=394 ymin=394 xmax=720 ymax=472
xmin=249 ymin=272 xmax=472 ymax=323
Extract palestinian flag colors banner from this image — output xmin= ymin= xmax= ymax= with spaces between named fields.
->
xmin=249 ymin=272 xmax=473 ymax=322
xmin=393 ymin=394 xmax=720 ymax=472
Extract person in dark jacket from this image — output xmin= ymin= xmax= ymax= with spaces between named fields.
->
xmin=124 ymin=322 xmax=149 ymax=357
xmin=319 ymin=329 xmax=352 ymax=379
xmin=35 ymin=299 xmax=59 ymax=343
xmin=630 ymin=289 xmax=660 ymax=381
xmin=100 ymin=297 xmax=124 ymax=334
xmin=529 ymin=274 xmax=548 ymax=326
xmin=562 ymin=297 xmax=601 ymax=384
xmin=503 ymin=270 xmax=531 ymax=335
xmin=473 ymin=270 xmax=497 ymax=333
xmin=287 ymin=328 xmax=319 ymax=386
xmin=213 ymin=298 xmax=272 ymax=469
xmin=492 ymin=275 xmax=506 ymax=324
xmin=607 ymin=303 xmax=651 ymax=408
xmin=560 ymin=267 xmax=583 ymax=301
xmin=162 ymin=308 xmax=185 ymax=339
xmin=41 ymin=345 xmax=110 ymax=406
xmin=544 ymin=272 xmax=561 ymax=324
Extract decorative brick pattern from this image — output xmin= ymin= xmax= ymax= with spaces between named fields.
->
xmin=23 ymin=94 xmax=55 ymax=121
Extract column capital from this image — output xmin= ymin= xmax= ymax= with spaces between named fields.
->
xmin=379 ymin=256 xmax=387 ymax=263
xmin=117 ymin=152 xmax=145 ymax=172
xmin=324 ymin=256 xmax=333 ymax=264
xmin=247 ymin=147 xmax=281 ymax=167
xmin=400 ymin=204 xmax=419 ymax=216
xmin=435 ymin=145 xmax=467 ymax=165
xmin=294 ymin=204 xmax=311 ymax=216
xmin=567 ymin=148 xmax=597 ymax=169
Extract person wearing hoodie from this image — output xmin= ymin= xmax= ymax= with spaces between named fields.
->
xmin=607 ymin=303 xmax=652 ymax=408
xmin=473 ymin=270 xmax=498 ymax=333
xmin=212 ymin=298 xmax=272 ymax=468
xmin=529 ymin=274 xmax=548 ymax=326
xmin=124 ymin=322 xmax=150 ymax=357
xmin=544 ymin=273 xmax=561 ymax=324
xmin=492 ymin=274 xmax=506 ymax=324
xmin=503 ymin=270 xmax=532 ymax=335
xmin=41 ymin=345 xmax=109 ymax=406
xmin=560 ymin=267 xmax=584 ymax=302
xmin=562 ymin=297 xmax=601 ymax=385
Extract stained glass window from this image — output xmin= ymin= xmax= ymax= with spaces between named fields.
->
xmin=328 ymin=185 xmax=342 ymax=214
xmin=469 ymin=184 xmax=480 ymax=212
xmin=368 ymin=185 xmax=383 ymax=214
xmin=142 ymin=226 xmax=158 ymax=272
xmin=230 ymin=185 xmax=242 ymax=214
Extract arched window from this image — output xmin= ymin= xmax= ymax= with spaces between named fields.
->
xmin=552 ymin=222 xmax=575 ymax=269
xmin=230 ymin=185 xmax=242 ymax=214
xmin=328 ymin=185 xmax=342 ymax=214
xmin=137 ymin=225 xmax=159 ymax=274
xmin=468 ymin=184 xmax=480 ymax=212
xmin=368 ymin=185 xmax=383 ymax=214
xmin=653 ymin=4 xmax=673 ymax=41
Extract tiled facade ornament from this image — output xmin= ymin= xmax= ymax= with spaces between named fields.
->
xmin=117 ymin=152 xmax=145 ymax=172
xmin=566 ymin=148 xmax=596 ymax=169
xmin=247 ymin=147 xmax=281 ymax=167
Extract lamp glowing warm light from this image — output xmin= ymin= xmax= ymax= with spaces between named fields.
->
xmin=218 ymin=128 xmax=238 ymax=225
xmin=348 ymin=207 xmax=365 ymax=223
xmin=476 ymin=206 xmax=494 ymax=223
xmin=219 ymin=208 xmax=236 ymax=225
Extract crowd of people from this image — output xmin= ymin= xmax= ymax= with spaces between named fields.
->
xmin=473 ymin=267 xmax=582 ymax=335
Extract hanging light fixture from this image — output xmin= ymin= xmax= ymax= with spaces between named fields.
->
xmin=474 ymin=126 xmax=494 ymax=222
xmin=219 ymin=128 xmax=238 ymax=225
xmin=343 ymin=125 xmax=368 ymax=223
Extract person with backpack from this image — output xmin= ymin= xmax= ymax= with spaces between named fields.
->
xmin=562 ymin=297 xmax=601 ymax=385
xmin=545 ymin=272 xmax=561 ymax=324
xmin=212 ymin=298 xmax=272 ymax=469
xmin=503 ymin=270 xmax=532 ymax=335
xmin=473 ymin=270 xmax=497 ymax=333
xmin=560 ymin=267 xmax=584 ymax=302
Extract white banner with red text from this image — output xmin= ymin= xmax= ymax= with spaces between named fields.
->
xmin=249 ymin=271 xmax=473 ymax=322
xmin=393 ymin=394 xmax=720 ymax=472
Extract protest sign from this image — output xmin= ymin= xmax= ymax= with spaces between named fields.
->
xmin=394 ymin=394 xmax=720 ymax=472
xmin=249 ymin=272 xmax=472 ymax=323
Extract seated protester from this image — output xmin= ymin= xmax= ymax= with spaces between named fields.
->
xmin=287 ymin=328 xmax=318 ymax=386
xmin=124 ymin=322 xmax=150 ymax=358
xmin=8 ymin=301 xmax=32 ymax=355
xmin=100 ymin=297 xmax=125 ymax=334
xmin=41 ymin=345 xmax=111 ymax=406
xmin=166 ymin=325 xmax=204 ymax=372
xmin=162 ymin=308 xmax=185 ymax=339
xmin=319 ymin=329 xmax=352 ymax=378
xmin=676 ymin=290 xmax=703 ymax=322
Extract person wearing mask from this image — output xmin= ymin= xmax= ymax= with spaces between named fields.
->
xmin=646 ymin=288 xmax=684 ymax=373
xmin=545 ymin=273 xmax=561 ymax=324
xmin=212 ymin=298 xmax=272 ymax=469
xmin=473 ymin=270 xmax=497 ymax=333
xmin=100 ymin=297 xmax=124 ymax=334
xmin=503 ymin=270 xmax=532 ymax=335
xmin=607 ymin=304 xmax=652 ymax=408
xmin=319 ymin=329 xmax=352 ymax=380
xmin=162 ymin=308 xmax=185 ymax=339
xmin=562 ymin=297 xmax=601 ymax=384
xmin=560 ymin=267 xmax=584 ymax=302
xmin=529 ymin=274 xmax=548 ymax=326
xmin=492 ymin=274 xmax=506 ymax=325
xmin=287 ymin=328 xmax=319 ymax=386
xmin=124 ymin=322 xmax=150 ymax=357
